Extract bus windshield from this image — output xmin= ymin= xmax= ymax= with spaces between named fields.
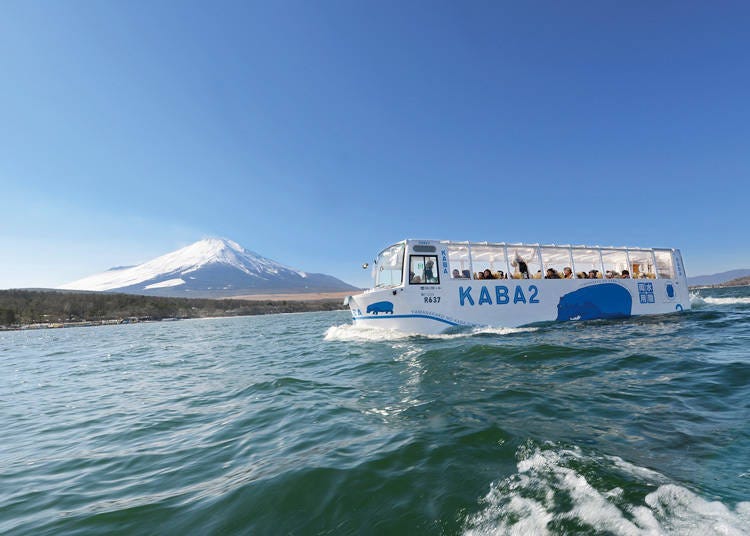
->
xmin=374 ymin=243 xmax=405 ymax=287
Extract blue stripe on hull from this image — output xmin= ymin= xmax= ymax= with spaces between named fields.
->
xmin=353 ymin=314 xmax=459 ymax=326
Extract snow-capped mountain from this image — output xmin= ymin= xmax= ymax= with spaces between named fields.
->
xmin=59 ymin=238 xmax=358 ymax=297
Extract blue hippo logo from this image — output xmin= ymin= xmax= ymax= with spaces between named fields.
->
xmin=366 ymin=301 xmax=394 ymax=315
xmin=557 ymin=284 xmax=632 ymax=321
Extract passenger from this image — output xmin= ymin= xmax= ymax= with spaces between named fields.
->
xmin=577 ymin=272 xmax=588 ymax=279
xmin=410 ymin=275 xmax=422 ymax=284
xmin=497 ymin=270 xmax=505 ymax=279
xmin=452 ymin=269 xmax=461 ymax=279
xmin=511 ymin=251 xmax=530 ymax=279
xmin=545 ymin=268 xmax=561 ymax=279
xmin=588 ymin=269 xmax=598 ymax=279
xmin=483 ymin=269 xmax=494 ymax=279
xmin=424 ymin=260 xmax=435 ymax=282
xmin=621 ymin=270 xmax=631 ymax=278
xmin=533 ymin=270 xmax=542 ymax=279
xmin=462 ymin=269 xmax=471 ymax=279
xmin=562 ymin=267 xmax=574 ymax=279
xmin=476 ymin=271 xmax=484 ymax=280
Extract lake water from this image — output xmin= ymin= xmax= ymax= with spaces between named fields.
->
xmin=2 ymin=287 xmax=749 ymax=535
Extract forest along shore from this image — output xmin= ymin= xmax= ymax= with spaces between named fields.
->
xmin=0 ymin=290 xmax=347 ymax=331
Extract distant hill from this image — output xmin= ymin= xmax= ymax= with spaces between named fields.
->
xmin=688 ymin=269 xmax=750 ymax=288
xmin=59 ymin=238 xmax=359 ymax=298
xmin=720 ymin=276 xmax=750 ymax=288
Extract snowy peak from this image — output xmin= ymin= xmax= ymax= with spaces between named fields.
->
xmin=59 ymin=238 xmax=356 ymax=297
xmin=133 ymin=237 xmax=300 ymax=278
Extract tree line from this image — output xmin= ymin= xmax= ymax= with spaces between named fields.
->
xmin=0 ymin=290 xmax=346 ymax=327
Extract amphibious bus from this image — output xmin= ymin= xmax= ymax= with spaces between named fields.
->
xmin=345 ymin=239 xmax=689 ymax=334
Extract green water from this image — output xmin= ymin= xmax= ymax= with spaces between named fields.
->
xmin=2 ymin=287 xmax=749 ymax=534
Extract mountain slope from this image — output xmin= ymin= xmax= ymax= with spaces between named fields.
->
xmin=688 ymin=269 xmax=750 ymax=287
xmin=59 ymin=238 xmax=358 ymax=297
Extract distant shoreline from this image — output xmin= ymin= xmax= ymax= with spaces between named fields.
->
xmin=0 ymin=289 xmax=349 ymax=332
xmin=689 ymin=282 xmax=750 ymax=291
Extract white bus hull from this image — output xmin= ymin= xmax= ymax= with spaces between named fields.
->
xmin=347 ymin=278 xmax=690 ymax=335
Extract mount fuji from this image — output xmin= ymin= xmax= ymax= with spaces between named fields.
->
xmin=59 ymin=238 xmax=359 ymax=298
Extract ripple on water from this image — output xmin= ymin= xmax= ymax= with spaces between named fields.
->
xmin=1 ymin=288 xmax=750 ymax=535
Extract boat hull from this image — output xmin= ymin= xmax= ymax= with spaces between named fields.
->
xmin=347 ymin=278 xmax=689 ymax=334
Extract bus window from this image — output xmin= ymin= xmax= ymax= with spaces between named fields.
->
xmin=446 ymin=244 xmax=471 ymax=279
xmin=374 ymin=243 xmax=404 ymax=287
xmin=628 ymin=249 xmax=655 ymax=279
xmin=508 ymin=246 xmax=541 ymax=279
xmin=572 ymin=248 xmax=601 ymax=278
xmin=654 ymin=250 xmax=675 ymax=279
xmin=409 ymin=255 xmax=440 ymax=284
xmin=601 ymin=249 xmax=628 ymax=279
xmin=470 ymin=244 xmax=508 ymax=279
xmin=540 ymin=247 xmax=573 ymax=279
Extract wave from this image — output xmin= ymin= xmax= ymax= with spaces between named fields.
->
xmin=699 ymin=296 xmax=750 ymax=306
xmin=463 ymin=442 xmax=750 ymax=535
xmin=690 ymin=293 xmax=750 ymax=307
xmin=323 ymin=323 xmax=537 ymax=342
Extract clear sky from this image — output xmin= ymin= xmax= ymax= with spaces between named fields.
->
xmin=2 ymin=1 xmax=748 ymax=289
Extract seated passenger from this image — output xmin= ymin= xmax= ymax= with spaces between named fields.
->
xmin=577 ymin=272 xmax=588 ymax=279
xmin=545 ymin=268 xmax=561 ymax=279
xmin=452 ymin=269 xmax=461 ymax=278
xmin=482 ymin=268 xmax=495 ymax=279
xmin=462 ymin=269 xmax=471 ymax=279
xmin=621 ymin=270 xmax=631 ymax=278
xmin=497 ymin=270 xmax=505 ymax=279
xmin=476 ymin=272 xmax=484 ymax=279
xmin=562 ymin=267 xmax=574 ymax=279
xmin=588 ymin=270 xmax=598 ymax=279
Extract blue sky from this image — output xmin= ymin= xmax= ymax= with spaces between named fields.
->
xmin=1 ymin=1 xmax=748 ymax=289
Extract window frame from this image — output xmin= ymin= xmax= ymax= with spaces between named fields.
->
xmin=409 ymin=254 xmax=441 ymax=285
xmin=374 ymin=243 xmax=405 ymax=288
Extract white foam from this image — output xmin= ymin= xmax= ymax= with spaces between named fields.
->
xmin=468 ymin=326 xmax=538 ymax=337
xmin=701 ymin=296 xmax=750 ymax=306
xmin=607 ymin=455 xmax=668 ymax=484
xmin=323 ymin=323 xmax=537 ymax=342
xmin=645 ymin=485 xmax=750 ymax=535
xmin=463 ymin=444 xmax=750 ymax=535
xmin=324 ymin=324 xmax=416 ymax=342
xmin=689 ymin=292 xmax=750 ymax=307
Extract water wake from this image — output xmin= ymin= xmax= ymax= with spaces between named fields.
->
xmin=324 ymin=323 xmax=537 ymax=342
xmin=700 ymin=296 xmax=750 ymax=306
xmin=464 ymin=442 xmax=750 ymax=535
xmin=690 ymin=292 xmax=750 ymax=307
